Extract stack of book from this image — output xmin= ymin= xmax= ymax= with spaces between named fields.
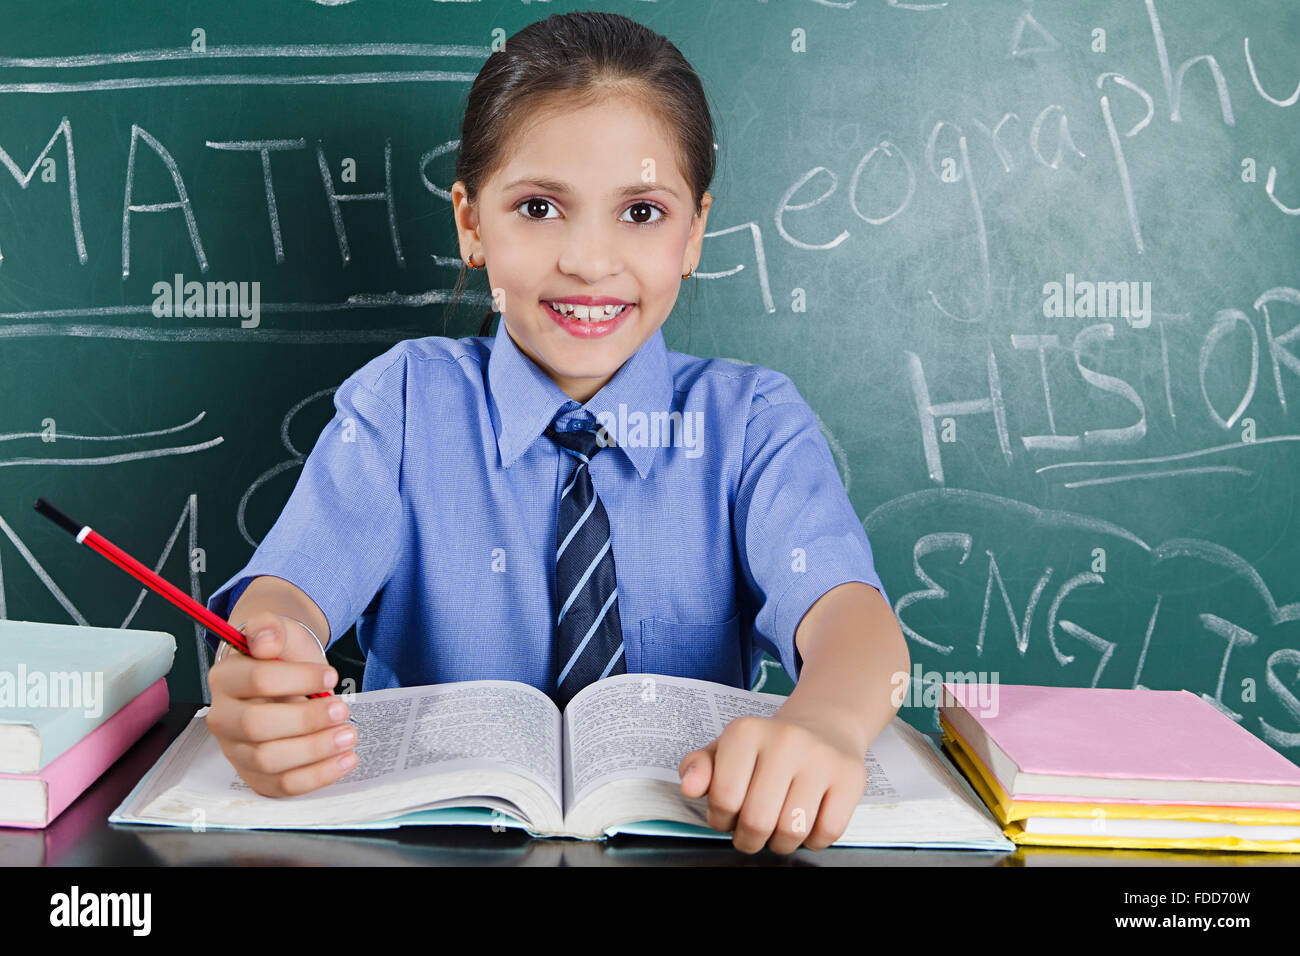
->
xmin=0 ymin=619 xmax=175 ymax=828
xmin=939 ymin=682 xmax=1300 ymax=852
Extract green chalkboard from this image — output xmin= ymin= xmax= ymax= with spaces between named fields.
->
xmin=2 ymin=1 xmax=1298 ymax=763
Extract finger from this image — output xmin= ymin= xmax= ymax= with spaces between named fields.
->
xmin=731 ymin=747 xmax=797 ymax=854
xmin=230 ymin=720 xmax=359 ymax=777
xmin=803 ymin=775 xmax=866 ymax=851
xmin=211 ymin=635 xmax=333 ymax=698
xmin=769 ymin=774 xmax=832 ymax=855
xmin=706 ymin=720 xmax=760 ymax=835
xmin=214 ymin=653 xmax=337 ymax=702
xmin=238 ymin=748 xmax=360 ymax=798
xmin=679 ymin=740 xmax=716 ymax=798
xmin=208 ymin=694 xmax=351 ymax=745
xmin=244 ymin=614 xmax=328 ymax=666
xmin=239 ymin=612 xmax=290 ymax=657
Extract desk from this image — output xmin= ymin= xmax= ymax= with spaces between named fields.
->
xmin=5 ymin=703 xmax=1300 ymax=866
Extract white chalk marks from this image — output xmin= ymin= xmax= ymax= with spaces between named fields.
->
xmin=864 ymin=489 xmax=1300 ymax=748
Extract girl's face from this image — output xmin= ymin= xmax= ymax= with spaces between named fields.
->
xmin=452 ymin=95 xmax=711 ymax=403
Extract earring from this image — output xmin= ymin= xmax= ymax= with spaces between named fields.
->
xmin=466 ymin=254 xmax=484 ymax=270
xmin=682 ymin=264 xmax=695 ymax=279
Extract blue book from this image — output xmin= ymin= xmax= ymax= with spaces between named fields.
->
xmin=0 ymin=619 xmax=176 ymax=773
xmin=111 ymin=674 xmax=1013 ymax=850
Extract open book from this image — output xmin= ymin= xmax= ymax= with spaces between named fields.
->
xmin=111 ymin=673 xmax=1012 ymax=850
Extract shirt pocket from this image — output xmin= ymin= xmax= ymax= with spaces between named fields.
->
xmin=639 ymin=614 xmax=744 ymax=688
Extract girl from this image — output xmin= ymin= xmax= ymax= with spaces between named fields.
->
xmin=204 ymin=11 xmax=908 ymax=855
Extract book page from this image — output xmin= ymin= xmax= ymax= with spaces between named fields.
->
xmin=175 ymin=681 xmax=564 ymax=812
xmin=560 ymin=673 xmax=956 ymax=814
xmin=560 ymin=673 xmax=786 ymax=811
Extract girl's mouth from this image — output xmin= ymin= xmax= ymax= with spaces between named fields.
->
xmin=542 ymin=300 xmax=635 ymax=339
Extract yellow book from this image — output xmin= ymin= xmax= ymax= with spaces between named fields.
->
xmin=939 ymin=716 xmax=1300 ymax=853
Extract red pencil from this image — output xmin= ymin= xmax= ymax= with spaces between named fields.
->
xmin=33 ymin=497 xmax=332 ymax=700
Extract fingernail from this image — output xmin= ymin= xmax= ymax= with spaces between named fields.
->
xmin=329 ymin=701 xmax=346 ymax=722
xmin=335 ymin=727 xmax=357 ymax=748
xmin=323 ymin=668 xmax=337 ymax=689
xmin=338 ymin=751 xmax=357 ymax=770
xmin=251 ymin=629 xmax=275 ymax=646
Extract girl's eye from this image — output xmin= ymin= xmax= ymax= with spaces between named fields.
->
xmin=517 ymin=197 xmax=559 ymax=221
xmin=513 ymin=197 xmax=666 ymax=226
xmin=620 ymin=201 xmax=666 ymax=225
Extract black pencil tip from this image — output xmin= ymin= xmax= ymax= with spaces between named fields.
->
xmin=34 ymin=498 xmax=84 ymax=537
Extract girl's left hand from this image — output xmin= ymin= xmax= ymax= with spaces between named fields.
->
xmin=677 ymin=710 xmax=868 ymax=854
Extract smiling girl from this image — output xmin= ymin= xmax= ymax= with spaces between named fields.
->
xmin=204 ymin=11 xmax=908 ymax=855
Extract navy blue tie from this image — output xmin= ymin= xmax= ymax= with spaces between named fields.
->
xmin=544 ymin=418 xmax=625 ymax=709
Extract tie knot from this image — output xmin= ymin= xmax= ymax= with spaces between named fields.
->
xmin=544 ymin=420 xmax=614 ymax=459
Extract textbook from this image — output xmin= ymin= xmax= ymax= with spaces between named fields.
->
xmin=111 ymin=673 xmax=1014 ymax=850
xmin=0 ymin=619 xmax=176 ymax=773
xmin=939 ymin=682 xmax=1300 ymax=852
xmin=0 ymin=678 xmax=169 ymax=828
xmin=0 ymin=702 xmax=171 ymax=862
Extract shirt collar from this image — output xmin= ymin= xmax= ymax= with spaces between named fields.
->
xmin=487 ymin=319 xmax=673 ymax=479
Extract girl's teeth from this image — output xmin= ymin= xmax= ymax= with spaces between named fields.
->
xmin=548 ymin=302 xmax=628 ymax=322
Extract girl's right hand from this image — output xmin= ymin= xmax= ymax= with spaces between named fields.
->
xmin=205 ymin=610 xmax=358 ymax=797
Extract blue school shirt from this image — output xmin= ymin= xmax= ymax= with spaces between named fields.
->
xmin=205 ymin=320 xmax=890 ymax=695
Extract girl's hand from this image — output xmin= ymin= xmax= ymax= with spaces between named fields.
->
xmin=677 ymin=711 xmax=867 ymax=854
xmin=205 ymin=611 xmax=357 ymax=797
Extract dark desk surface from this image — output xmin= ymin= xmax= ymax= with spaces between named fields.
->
xmin=5 ymin=703 xmax=1300 ymax=866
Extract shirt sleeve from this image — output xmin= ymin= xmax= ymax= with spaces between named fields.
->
xmin=733 ymin=368 xmax=890 ymax=684
xmin=204 ymin=368 xmax=405 ymax=654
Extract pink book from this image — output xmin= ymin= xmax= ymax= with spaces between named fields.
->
xmin=0 ymin=677 xmax=169 ymax=828
xmin=941 ymin=683 xmax=1300 ymax=807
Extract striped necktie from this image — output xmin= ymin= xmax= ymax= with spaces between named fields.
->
xmin=544 ymin=418 xmax=625 ymax=709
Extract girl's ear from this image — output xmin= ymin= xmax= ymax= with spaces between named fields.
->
xmin=451 ymin=180 xmax=482 ymax=246
xmin=692 ymin=191 xmax=713 ymax=222
xmin=685 ymin=191 xmax=713 ymax=266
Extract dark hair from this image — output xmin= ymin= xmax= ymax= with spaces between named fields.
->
xmin=442 ymin=11 xmax=717 ymax=338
